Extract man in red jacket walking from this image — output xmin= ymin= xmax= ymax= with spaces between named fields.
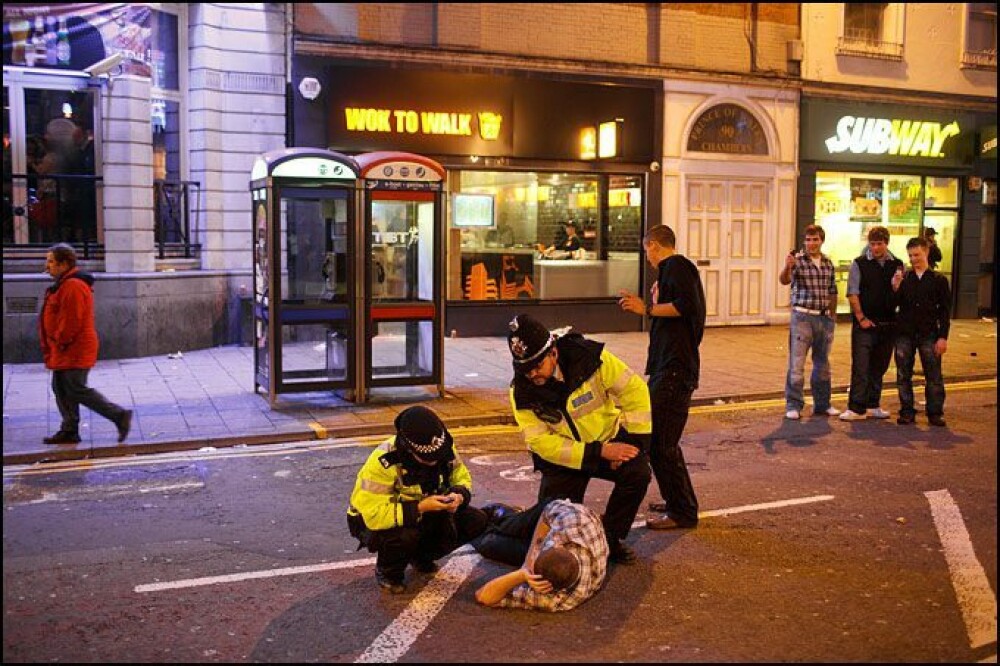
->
xmin=40 ymin=243 xmax=132 ymax=444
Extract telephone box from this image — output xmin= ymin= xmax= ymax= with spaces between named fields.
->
xmin=249 ymin=148 xmax=361 ymax=405
xmin=356 ymin=152 xmax=447 ymax=403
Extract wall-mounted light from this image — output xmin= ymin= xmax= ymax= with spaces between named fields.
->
xmin=598 ymin=118 xmax=624 ymax=159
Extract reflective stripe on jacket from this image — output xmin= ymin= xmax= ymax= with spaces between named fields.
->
xmin=346 ymin=436 xmax=473 ymax=532
xmin=510 ymin=349 xmax=651 ymax=471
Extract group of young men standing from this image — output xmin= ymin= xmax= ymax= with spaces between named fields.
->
xmin=346 ymin=224 xmax=706 ymax=611
xmin=781 ymin=225 xmax=951 ymax=427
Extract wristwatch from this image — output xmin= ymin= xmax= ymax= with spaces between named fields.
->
xmin=645 ymin=303 xmax=653 ymax=317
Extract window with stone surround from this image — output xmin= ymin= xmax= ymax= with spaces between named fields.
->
xmin=963 ymin=3 xmax=997 ymax=70
xmin=836 ymin=3 xmax=905 ymax=61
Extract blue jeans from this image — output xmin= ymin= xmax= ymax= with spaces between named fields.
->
xmin=785 ymin=311 xmax=835 ymax=412
xmin=895 ymin=334 xmax=945 ymax=417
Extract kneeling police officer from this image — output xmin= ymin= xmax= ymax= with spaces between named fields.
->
xmin=347 ymin=405 xmax=487 ymax=593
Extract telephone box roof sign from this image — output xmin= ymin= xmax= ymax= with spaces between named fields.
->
xmin=249 ymin=147 xmax=359 ymax=187
xmin=355 ymin=151 xmax=445 ymax=191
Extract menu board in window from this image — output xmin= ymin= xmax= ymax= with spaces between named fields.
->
xmin=850 ymin=178 xmax=883 ymax=238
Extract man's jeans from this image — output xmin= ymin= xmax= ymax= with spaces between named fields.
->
xmin=784 ymin=310 xmax=835 ymax=412
xmin=895 ymin=333 xmax=945 ymax=417
xmin=847 ymin=323 xmax=896 ymax=414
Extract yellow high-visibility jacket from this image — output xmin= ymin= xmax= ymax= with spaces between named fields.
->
xmin=510 ymin=339 xmax=651 ymax=474
xmin=346 ymin=436 xmax=473 ymax=532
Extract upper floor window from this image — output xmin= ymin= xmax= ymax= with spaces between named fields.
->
xmin=837 ymin=3 xmax=904 ymax=60
xmin=963 ymin=3 xmax=997 ymax=70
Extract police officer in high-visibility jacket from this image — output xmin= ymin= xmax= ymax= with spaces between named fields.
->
xmin=347 ymin=406 xmax=487 ymax=594
xmin=506 ymin=314 xmax=652 ymax=565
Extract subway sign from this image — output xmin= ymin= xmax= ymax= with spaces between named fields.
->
xmin=825 ymin=117 xmax=960 ymax=158
xmin=802 ymin=99 xmax=974 ymax=167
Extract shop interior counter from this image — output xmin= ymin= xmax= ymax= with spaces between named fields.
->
xmin=533 ymin=259 xmax=608 ymax=299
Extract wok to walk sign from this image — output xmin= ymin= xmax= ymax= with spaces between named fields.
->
xmin=343 ymin=107 xmax=503 ymax=140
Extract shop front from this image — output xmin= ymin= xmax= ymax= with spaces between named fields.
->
xmin=799 ymin=98 xmax=978 ymax=315
xmin=291 ymin=60 xmax=660 ymax=336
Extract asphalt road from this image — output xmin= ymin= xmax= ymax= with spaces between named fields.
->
xmin=3 ymin=382 xmax=997 ymax=663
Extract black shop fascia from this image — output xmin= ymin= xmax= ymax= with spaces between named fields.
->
xmin=291 ymin=59 xmax=660 ymax=337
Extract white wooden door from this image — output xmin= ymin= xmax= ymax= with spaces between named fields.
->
xmin=684 ymin=179 xmax=768 ymax=326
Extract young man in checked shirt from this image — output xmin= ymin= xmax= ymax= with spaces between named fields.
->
xmin=778 ymin=224 xmax=841 ymax=420
xmin=474 ymin=498 xmax=608 ymax=612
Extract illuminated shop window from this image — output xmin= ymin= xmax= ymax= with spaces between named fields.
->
xmin=446 ymin=171 xmax=642 ymax=302
xmin=814 ymin=171 xmax=958 ymax=312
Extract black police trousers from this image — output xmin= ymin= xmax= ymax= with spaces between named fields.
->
xmin=534 ymin=429 xmax=651 ymax=545
xmin=359 ymin=505 xmax=487 ymax=580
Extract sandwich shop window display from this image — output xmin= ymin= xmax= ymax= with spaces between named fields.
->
xmin=814 ymin=171 xmax=960 ymax=313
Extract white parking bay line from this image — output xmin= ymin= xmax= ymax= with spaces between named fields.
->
xmin=925 ymin=489 xmax=998 ymax=650
xmin=355 ymin=554 xmax=481 ymax=664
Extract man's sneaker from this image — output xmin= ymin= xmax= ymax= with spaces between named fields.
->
xmin=608 ymin=541 xmax=637 ymax=565
xmin=820 ymin=406 xmax=842 ymax=417
xmin=116 ymin=410 xmax=133 ymax=443
xmin=870 ymin=408 xmax=891 ymax=419
xmin=785 ymin=409 xmax=801 ymax=420
xmin=928 ymin=415 xmax=947 ymax=427
xmin=375 ymin=570 xmax=406 ymax=594
xmin=839 ymin=409 xmax=867 ymax=421
xmin=43 ymin=430 xmax=81 ymax=445
xmin=897 ymin=413 xmax=916 ymax=425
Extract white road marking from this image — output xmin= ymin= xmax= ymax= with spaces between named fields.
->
xmin=354 ymin=554 xmax=481 ymax=664
xmin=135 ymin=556 xmax=377 ymax=593
xmin=925 ymin=489 xmax=998 ymax=650
xmin=14 ymin=480 xmax=204 ymax=504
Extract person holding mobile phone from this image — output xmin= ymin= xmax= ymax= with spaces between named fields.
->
xmin=346 ymin=406 xmax=487 ymax=594
xmin=840 ymin=226 xmax=905 ymax=421
xmin=778 ymin=224 xmax=841 ymax=420
xmin=891 ymin=236 xmax=951 ymax=427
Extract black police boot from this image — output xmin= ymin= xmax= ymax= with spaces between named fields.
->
xmin=375 ymin=569 xmax=406 ymax=594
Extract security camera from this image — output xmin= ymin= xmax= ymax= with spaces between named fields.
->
xmin=84 ymin=52 xmax=124 ymax=77
xmin=649 ymin=161 xmax=660 ymax=172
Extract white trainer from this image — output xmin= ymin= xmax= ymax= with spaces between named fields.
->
xmin=822 ymin=406 xmax=842 ymax=417
xmin=870 ymin=408 xmax=891 ymax=419
xmin=785 ymin=409 xmax=801 ymax=420
xmin=839 ymin=409 xmax=867 ymax=421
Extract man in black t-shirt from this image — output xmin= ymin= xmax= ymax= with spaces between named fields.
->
xmin=619 ymin=224 xmax=704 ymax=530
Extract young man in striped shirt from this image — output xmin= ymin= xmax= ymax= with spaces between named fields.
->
xmin=779 ymin=224 xmax=841 ymax=420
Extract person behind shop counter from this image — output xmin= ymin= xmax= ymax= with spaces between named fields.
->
xmin=537 ymin=221 xmax=585 ymax=260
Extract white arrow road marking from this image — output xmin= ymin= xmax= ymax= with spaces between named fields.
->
xmin=354 ymin=553 xmax=480 ymax=664
xmin=135 ymin=556 xmax=377 ymax=593
xmin=925 ymin=489 xmax=997 ymax=650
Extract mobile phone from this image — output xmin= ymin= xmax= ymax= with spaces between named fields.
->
xmin=439 ymin=496 xmax=454 ymax=504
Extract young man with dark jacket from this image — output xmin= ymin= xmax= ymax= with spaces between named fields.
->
xmin=891 ymin=236 xmax=951 ymax=427
xmin=840 ymin=226 xmax=905 ymax=421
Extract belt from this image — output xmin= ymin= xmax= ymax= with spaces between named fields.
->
xmin=792 ymin=306 xmax=828 ymax=316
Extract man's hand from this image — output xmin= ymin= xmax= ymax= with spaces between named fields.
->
xmin=523 ymin=569 xmax=554 ymax=594
xmin=891 ymin=267 xmax=905 ymax=291
xmin=418 ymin=495 xmax=456 ymax=514
xmin=785 ymin=251 xmax=797 ymax=270
xmin=617 ymin=290 xmax=645 ymax=315
xmin=934 ymin=338 xmax=948 ymax=357
xmin=601 ymin=441 xmax=639 ymax=463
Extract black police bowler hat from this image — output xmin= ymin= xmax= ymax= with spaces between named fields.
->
xmin=394 ymin=406 xmax=453 ymax=461
xmin=507 ymin=314 xmax=555 ymax=373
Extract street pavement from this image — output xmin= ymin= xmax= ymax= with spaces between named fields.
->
xmin=3 ymin=318 xmax=996 ymax=466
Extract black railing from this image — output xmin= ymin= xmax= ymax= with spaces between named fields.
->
xmin=154 ymin=179 xmax=202 ymax=260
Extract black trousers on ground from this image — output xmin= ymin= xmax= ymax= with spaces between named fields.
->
xmin=535 ymin=429 xmax=651 ymax=545
xmin=648 ymin=370 xmax=699 ymax=524
xmin=359 ymin=505 xmax=487 ymax=581
xmin=471 ymin=499 xmax=554 ymax=567
xmin=847 ymin=324 xmax=896 ymax=414
xmin=52 ymin=368 xmax=128 ymax=433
